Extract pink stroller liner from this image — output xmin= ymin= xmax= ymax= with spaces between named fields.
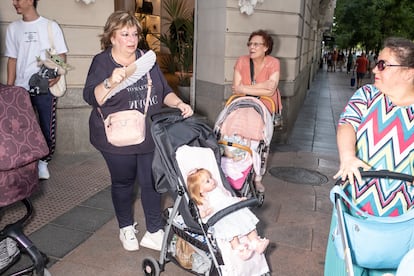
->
xmin=226 ymin=165 xmax=251 ymax=190
xmin=221 ymin=106 xmax=265 ymax=141
xmin=215 ymin=96 xmax=274 ymax=190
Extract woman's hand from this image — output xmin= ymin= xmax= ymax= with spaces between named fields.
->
xmin=176 ymin=101 xmax=193 ymax=118
xmin=109 ymin=67 xmax=127 ymax=86
xmin=164 ymin=93 xmax=194 ymax=118
xmin=48 ymin=75 xmax=61 ymax=87
xmin=232 ymin=80 xmax=276 ymax=96
xmin=333 ymin=155 xmax=371 ymax=185
xmin=232 ymin=84 xmax=245 ymax=95
xmin=199 ymin=204 xmax=213 ymax=218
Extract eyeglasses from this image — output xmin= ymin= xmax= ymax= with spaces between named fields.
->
xmin=375 ymin=60 xmax=407 ymax=71
xmin=247 ymin=42 xmax=265 ymax=48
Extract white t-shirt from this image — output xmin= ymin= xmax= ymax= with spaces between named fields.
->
xmin=5 ymin=16 xmax=68 ymax=90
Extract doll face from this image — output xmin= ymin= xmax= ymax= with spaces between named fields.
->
xmin=199 ymin=174 xmax=217 ymax=193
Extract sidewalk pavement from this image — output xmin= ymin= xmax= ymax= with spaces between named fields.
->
xmin=2 ymin=67 xmax=363 ymax=275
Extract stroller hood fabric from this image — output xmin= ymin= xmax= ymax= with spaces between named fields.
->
xmin=0 ymin=84 xmax=49 ymax=206
xmin=215 ymin=96 xmax=274 ymax=145
xmin=151 ymin=109 xmax=222 ymax=194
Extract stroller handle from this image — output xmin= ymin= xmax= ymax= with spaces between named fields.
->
xmin=225 ymin=94 xmax=276 ymax=113
xmin=360 ymin=170 xmax=413 ymax=182
xmin=218 ymin=140 xmax=252 ymax=155
xmin=335 ymin=170 xmax=413 ymax=185
xmin=206 ymin=198 xmax=259 ymax=228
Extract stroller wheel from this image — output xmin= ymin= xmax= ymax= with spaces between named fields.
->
xmin=34 ymin=268 xmax=52 ymax=276
xmin=257 ymin=192 xmax=265 ymax=207
xmin=142 ymin=257 xmax=160 ymax=276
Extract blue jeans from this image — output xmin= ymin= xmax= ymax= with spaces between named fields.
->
xmin=101 ymin=151 xmax=163 ymax=233
xmin=30 ymin=91 xmax=57 ymax=162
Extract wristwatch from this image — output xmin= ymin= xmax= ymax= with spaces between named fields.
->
xmin=103 ymin=78 xmax=111 ymax=89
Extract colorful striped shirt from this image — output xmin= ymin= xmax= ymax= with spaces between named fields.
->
xmin=339 ymin=84 xmax=414 ymax=216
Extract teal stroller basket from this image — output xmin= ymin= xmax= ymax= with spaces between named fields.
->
xmin=324 ymin=170 xmax=414 ymax=276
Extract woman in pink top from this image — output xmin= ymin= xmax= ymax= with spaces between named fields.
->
xmin=232 ymin=29 xmax=281 ymax=112
xmin=232 ymin=30 xmax=281 ymax=192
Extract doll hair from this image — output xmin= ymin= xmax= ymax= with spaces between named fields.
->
xmin=187 ymin=168 xmax=211 ymax=205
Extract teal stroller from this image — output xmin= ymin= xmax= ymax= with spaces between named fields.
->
xmin=324 ymin=170 xmax=414 ymax=276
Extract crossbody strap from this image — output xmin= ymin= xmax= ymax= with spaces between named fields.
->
xmin=97 ymin=72 xmax=151 ymax=119
xmin=47 ymin=20 xmax=55 ymax=52
xmin=143 ymin=71 xmax=152 ymax=115
xmin=140 ymin=49 xmax=151 ymax=116
xmin=98 ymin=50 xmax=152 ymax=119
xmin=249 ymin=58 xmax=255 ymax=84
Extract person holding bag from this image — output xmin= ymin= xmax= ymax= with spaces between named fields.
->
xmin=83 ymin=11 xmax=193 ymax=252
xmin=5 ymin=0 xmax=68 ymax=180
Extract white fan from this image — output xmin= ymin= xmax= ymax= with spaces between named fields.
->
xmin=104 ymin=50 xmax=156 ymax=101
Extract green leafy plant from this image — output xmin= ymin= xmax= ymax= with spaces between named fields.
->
xmin=157 ymin=0 xmax=193 ymax=86
xmin=136 ymin=13 xmax=151 ymax=50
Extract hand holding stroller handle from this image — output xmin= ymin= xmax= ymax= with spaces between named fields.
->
xmin=206 ymin=198 xmax=259 ymax=228
xmin=335 ymin=170 xmax=413 ymax=186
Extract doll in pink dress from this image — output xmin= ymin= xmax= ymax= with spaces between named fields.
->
xmin=187 ymin=168 xmax=269 ymax=260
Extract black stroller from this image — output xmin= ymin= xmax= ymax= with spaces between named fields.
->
xmin=0 ymin=84 xmax=50 ymax=276
xmin=142 ymin=109 xmax=270 ymax=276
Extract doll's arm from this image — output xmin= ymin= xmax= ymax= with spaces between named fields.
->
xmin=198 ymin=202 xmax=213 ymax=218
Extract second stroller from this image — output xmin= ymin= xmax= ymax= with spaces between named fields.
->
xmin=214 ymin=95 xmax=276 ymax=206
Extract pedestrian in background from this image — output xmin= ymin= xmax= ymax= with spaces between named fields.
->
xmin=354 ymin=52 xmax=369 ymax=88
xmin=346 ymin=51 xmax=353 ymax=74
xmin=367 ymin=51 xmax=375 ymax=79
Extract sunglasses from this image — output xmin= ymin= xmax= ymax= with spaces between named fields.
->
xmin=375 ymin=60 xmax=406 ymax=71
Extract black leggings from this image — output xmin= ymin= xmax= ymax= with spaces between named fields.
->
xmin=101 ymin=151 xmax=163 ymax=233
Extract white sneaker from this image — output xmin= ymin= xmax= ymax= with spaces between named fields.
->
xmin=38 ymin=160 xmax=50 ymax=180
xmin=140 ymin=229 xmax=164 ymax=251
xmin=0 ymin=238 xmax=19 ymax=270
xmin=6 ymin=238 xmax=19 ymax=259
xmin=119 ymin=223 xmax=139 ymax=251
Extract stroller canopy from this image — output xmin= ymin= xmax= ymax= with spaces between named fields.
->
xmin=151 ymin=109 xmax=221 ymax=194
xmin=215 ymin=96 xmax=274 ymax=145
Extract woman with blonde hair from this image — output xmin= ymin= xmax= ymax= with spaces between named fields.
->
xmin=83 ymin=11 xmax=193 ymax=252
